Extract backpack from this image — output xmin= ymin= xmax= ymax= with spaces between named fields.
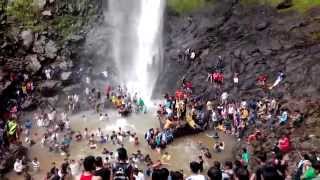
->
xmin=112 ymin=162 xmax=131 ymax=180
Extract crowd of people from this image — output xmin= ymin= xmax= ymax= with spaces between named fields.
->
xmin=0 ymin=54 xmax=320 ymax=180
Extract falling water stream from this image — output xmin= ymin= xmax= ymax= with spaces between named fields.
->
xmin=108 ymin=0 xmax=164 ymax=102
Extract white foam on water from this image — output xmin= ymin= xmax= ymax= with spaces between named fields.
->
xmin=104 ymin=118 xmax=136 ymax=131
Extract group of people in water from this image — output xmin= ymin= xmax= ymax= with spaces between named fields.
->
xmin=0 ymin=51 xmax=319 ymax=180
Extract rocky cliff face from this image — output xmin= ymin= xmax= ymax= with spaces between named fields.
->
xmin=0 ymin=0 xmax=102 ymax=110
xmin=161 ymin=0 xmax=320 ymax=98
xmin=159 ymin=0 xmax=320 ymax=173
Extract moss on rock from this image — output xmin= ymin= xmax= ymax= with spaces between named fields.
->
xmin=240 ymin=0 xmax=320 ymax=12
xmin=6 ymin=0 xmax=40 ymax=27
xmin=167 ymin=0 xmax=213 ymax=13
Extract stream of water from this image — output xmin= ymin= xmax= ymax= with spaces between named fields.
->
xmin=107 ymin=0 xmax=164 ymax=102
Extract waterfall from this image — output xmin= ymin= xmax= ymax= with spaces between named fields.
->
xmin=107 ymin=0 xmax=164 ymax=103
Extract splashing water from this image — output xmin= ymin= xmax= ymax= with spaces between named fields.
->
xmin=108 ymin=0 xmax=164 ymax=105
xmin=104 ymin=118 xmax=135 ymax=131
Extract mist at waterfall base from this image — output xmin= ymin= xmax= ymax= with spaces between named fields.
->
xmin=107 ymin=0 xmax=165 ymax=105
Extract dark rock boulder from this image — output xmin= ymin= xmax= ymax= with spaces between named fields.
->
xmin=20 ymin=30 xmax=34 ymax=50
xmin=276 ymin=0 xmax=293 ymax=10
xmin=32 ymin=35 xmax=46 ymax=55
xmin=25 ymin=55 xmax=41 ymax=74
xmin=255 ymin=22 xmax=269 ymax=31
xmin=44 ymin=40 xmax=58 ymax=59
xmin=60 ymin=71 xmax=72 ymax=81
xmin=39 ymin=80 xmax=62 ymax=97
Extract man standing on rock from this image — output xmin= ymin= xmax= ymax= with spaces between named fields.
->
xmin=233 ymin=73 xmax=239 ymax=88
xmin=45 ymin=68 xmax=52 ymax=80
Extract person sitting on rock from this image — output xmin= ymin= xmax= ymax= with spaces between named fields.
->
xmin=221 ymin=92 xmax=229 ymax=105
xmin=233 ymin=73 xmax=239 ymax=87
xmin=278 ymin=134 xmax=291 ymax=154
xmin=279 ymin=109 xmax=289 ymax=125
xmin=257 ymin=74 xmax=268 ymax=88
xmin=44 ymin=68 xmax=52 ymax=80
xmin=291 ymin=110 xmax=304 ymax=127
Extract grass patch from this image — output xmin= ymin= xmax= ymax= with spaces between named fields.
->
xmin=310 ymin=31 xmax=320 ymax=41
xmin=52 ymin=15 xmax=82 ymax=39
xmin=6 ymin=0 xmax=40 ymax=27
xmin=241 ymin=0 xmax=320 ymax=12
xmin=168 ymin=0 xmax=208 ymax=13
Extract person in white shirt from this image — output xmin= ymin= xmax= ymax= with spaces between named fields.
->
xmin=186 ymin=161 xmax=206 ymax=180
xmin=45 ymin=69 xmax=52 ymax=80
xmin=14 ymin=159 xmax=24 ymax=174
xmin=65 ymin=120 xmax=70 ymax=130
xmin=101 ymin=70 xmax=108 ymax=78
xmin=221 ymin=92 xmax=228 ymax=104
xmin=61 ymin=112 xmax=67 ymax=122
xmin=233 ymin=73 xmax=239 ymax=86
xmin=99 ymin=113 xmax=108 ymax=121
xmin=133 ymin=168 xmax=145 ymax=180
xmin=211 ymin=110 xmax=219 ymax=129
xmin=96 ymin=128 xmax=103 ymax=137
xmin=85 ymin=76 xmax=91 ymax=84
xmin=207 ymin=101 xmax=213 ymax=111
xmin=190 ymin=51 xmax=196 ymax=60
xmin=69 ymin=159 xmax=80 ymax=177
xmin=85 ymin=87 xmax=90 ymax=96
xmin=48 ymin=109 xmax=56 ymax=122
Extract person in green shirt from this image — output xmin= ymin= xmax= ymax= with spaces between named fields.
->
xmin=6 ymin=118 xmax=19 ymax=143
xmin=301 ymin=160 xmax=316 ymax=180
xmin=241 ymin=148 xmax=250 ymax=165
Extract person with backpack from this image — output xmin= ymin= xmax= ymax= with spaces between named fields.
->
xmin=112 ymin=147 xmax=133 ymax=180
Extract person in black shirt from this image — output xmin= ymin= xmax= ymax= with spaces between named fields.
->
xmin=95 ymin=156 xmax=111 ymax=180
xmin=198 ymin=156 xmax=204 ymax=173
xmin=252 ymin=153 xmax=283 ymax=180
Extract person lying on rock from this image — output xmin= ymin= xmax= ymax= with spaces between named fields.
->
xmin=269 ymin=71 xmax=285 ymax=90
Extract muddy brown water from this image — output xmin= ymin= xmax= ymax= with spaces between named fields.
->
xmin=6 ymin=106 xmax=236 ymax=179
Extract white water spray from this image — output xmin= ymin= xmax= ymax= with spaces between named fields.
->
xmin=108 ymin=0 xmax=164 ymax=105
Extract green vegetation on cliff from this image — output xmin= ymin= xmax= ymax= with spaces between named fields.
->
xmin=241 ymin=0 xmax=320 ymax=12
xmin=168 ymin=0 xmax=212 ymax=13
xmin=4 ymin=0 xmax=97 ymax=40
xmin=6 ymin=0 xmax=40 ymax=28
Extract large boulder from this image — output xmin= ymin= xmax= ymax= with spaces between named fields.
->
xmin=45 ymin=40 xmax=58 ymax=59
xmin=20 ymin=30 xmax=34 ymax=50
xmin=33 ymin=0 xmax=47 ymax=10
xmin=25 ymin=55 xmax=41 ymax=74
xmin=276 ymin=0 xmax=293 ymax=10
xmin=42 ymin=10 xmax=52 ymax=17
xmin=33 ymin=35 xmax=46 ymax=55
xmin=60 ymin=71 xmax=72 ymax=81
xmin=39 ymin=80 xmax=62 ymax=97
